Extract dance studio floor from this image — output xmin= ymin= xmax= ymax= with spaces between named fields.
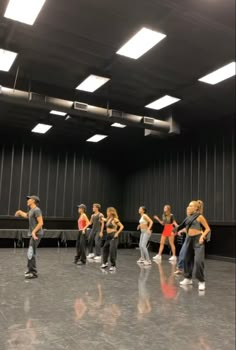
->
xmin=0 ymin=248 xmax=235 ymax=350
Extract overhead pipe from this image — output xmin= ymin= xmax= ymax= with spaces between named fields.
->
xmin=0 ymin=86 xmax=180 ymax=135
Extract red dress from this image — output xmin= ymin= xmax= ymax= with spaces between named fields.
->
xmin=162 ymin=214 xmax=175 ymax=237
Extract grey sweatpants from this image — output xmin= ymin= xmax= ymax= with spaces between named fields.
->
xmin=139 ymin=229 xmax=151 ymax=261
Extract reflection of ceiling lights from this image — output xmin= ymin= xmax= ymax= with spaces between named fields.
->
xmin=31 ymin=123 xmax=52 ymax=134
xmin=146 ymin=95 xmax=181 ymax=110
xmin=4 ymin=0 xmax=46 ymax=25
xmin=76 ymin=75 xmax=110 ymax=92
xmin=86 ymin=134 xmax=108 ymax=143
xmin=111 ymin=123 xmax=127 ymax=128
xmin=117 ymin=27 xmax=166 ymax=59
xmin=0 ymin=49 xmax=17 ymax=72
xmin=198 ymin=62 xmax=236 ymax=85
xmin=50 ymin=110 xmax=67 ymax=116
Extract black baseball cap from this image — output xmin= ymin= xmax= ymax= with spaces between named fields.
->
xmin=77 ymin=204 xmax=87 ymax=211
xmin=26 ymin=195 xmax=40 ymax=204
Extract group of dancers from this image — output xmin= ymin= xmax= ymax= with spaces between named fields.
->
xmin=15 ymin=195 xmax=211 ymax=291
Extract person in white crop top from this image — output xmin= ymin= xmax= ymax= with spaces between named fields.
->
xmin=137 ymin=206 xmax=153 ymax=266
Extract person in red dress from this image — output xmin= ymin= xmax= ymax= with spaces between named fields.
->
xmin=153 ymin=205 xmax=178 ymax=262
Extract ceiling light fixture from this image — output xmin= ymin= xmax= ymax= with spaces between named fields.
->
xmin=111 ymin=123 xmax=127 ymax=128
xmin=86 ymin=134 xmax=108 ymax=143
xmin=116 ymin=27 xmax=166 ymax=59
xmin=76 ymin=75 xmax=110 ymax=92
xmin=4 ymin=0 xmax=46 ymax=25
xmin=198 ymin=62 xmax=236 ymax=85
xmin=50 ymin=110 xmax=67 ymax=116
xmin=0 ymin=49 xmax=17 ymax=72
xmin=145 ymin=95 xmax=181 ymax=110
xmin=31 ymin=123 xmax=52 ymax=134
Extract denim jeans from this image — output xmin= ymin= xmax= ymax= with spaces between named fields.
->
xmin=177 ymin=239 xmax=187 ymax=270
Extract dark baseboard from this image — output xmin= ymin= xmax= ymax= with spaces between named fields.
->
xmin=206 ymin=255 xmax=235 ymax=263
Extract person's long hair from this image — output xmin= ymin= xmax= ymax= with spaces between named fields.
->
xmin=107 ymin=207 xmax=119 ymax=220
xmin=197 ymin=200 xmax=204 ymax=214
xmin=163 ymin=204 xmax=172 ymax=221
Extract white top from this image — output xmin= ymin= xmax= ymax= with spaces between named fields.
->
xmin=139 ymin=215 xmax=148 ymax=225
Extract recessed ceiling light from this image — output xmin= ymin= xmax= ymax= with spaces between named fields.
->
xmin=31 ymin=123 xmax=52 ymax=134
xmin=198 ymin=62 xmax=236 ymax=85
xmin=111 ymin=123 xmax=127 ymax=128
xmin=4 ymin=0 xmax=46 ymax=25
xmin=0 ymin=49 xmax=17 ymax=72
xmin=50 ymin=110 xmax=67 ymax=116
xmin=76 ymin=75 xmax=110 ymax=92
xmin=145 ymin=95 xmax=181 ymax=110
xmin=86 ymin=134 xmax=108 ymax=143
xmin=116 ymin=27 xmax=166 ymax=59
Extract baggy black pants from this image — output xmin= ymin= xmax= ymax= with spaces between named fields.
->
xmin=102 ymin=232 xmax=118 ymax=267
xmin=184 ymin=234 xmax=205 ymax=282
xmin=87 ymin=229 xmax=101 ymax=256
xmin=27 ymin=235 xmax=42 ymax=274
xmin=75 ymin=230 xmax=86 ymax=264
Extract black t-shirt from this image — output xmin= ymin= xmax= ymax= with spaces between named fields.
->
xmin=28 ymin=207 xmax=43 ymax=235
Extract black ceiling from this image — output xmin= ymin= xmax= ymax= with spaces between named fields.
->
xmin=0 ymin=0 xmax=235 ymax=144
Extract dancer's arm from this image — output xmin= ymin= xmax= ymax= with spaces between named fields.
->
xmin=82 ymin=214 xmax=90 ymax=234
xmin=99 ymin=214 xmax=105 ymax=237
xmin=32 ymin=216 xmax=43 ymax=240
xmin=153 ymin=215 xmax=164 ymax=226
xmin=114 ymin=220 xmax=124 ymax=238
xmin=198 ymin=216 xmax=210 ymax=244
xmin=15 ymin=210 xmax=28 ymax=219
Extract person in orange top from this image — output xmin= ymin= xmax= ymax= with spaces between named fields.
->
xmin=74 ymin=204 xmax=90 ymax=265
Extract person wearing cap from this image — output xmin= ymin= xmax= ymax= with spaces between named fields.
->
xmin=15 ymin=195 xmax=44 ymax=279
xmin=74 ymin=204 xmax=90 ymax=265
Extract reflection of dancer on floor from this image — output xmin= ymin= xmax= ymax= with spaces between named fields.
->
xmin=74 ymin=283 xmax=102 ymax=321
xmin=137 ymin=206 xmax=153 ymax=266
xmin=153 ymin=205 xmax=178 ymax=262
xmin=74 ymin=204 xmax=90 ymax=265
xmin=15 ymin=195 xmax=43 ymax=279
xmin=101 ymin=207 xmax=124 ymax=272
xmin=86 ymin=203 xmax=104 ymax=261
xmin=137 ymin=267 xmax=152 ymax=319
xmin=155 ymin=260 xmax=178 ymax=300
xmin=176 ymin=201 xmax=210 ymax=291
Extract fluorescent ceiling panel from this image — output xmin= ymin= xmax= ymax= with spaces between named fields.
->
xmin=86 ymin=134 xmax=108 ymax=143
xmin=116 ymin=27 xmax=166 ymax=59
xmin=198 ymin=62 xmax=236 ymax=85
xmin=4 ymin=0 xmax=46 ymax=25
xmin=31 ymin=123 xmax=52 ymax=134
xmin=0 ymin=49 xmax=17 ymax=72
xmin=111 ymin=123 xmax=127 ymax=128
xmin=76 ymin=75 xmax=110 ymax=92
xmin=50 ymin=110 xmax=67 ymax=116
xmin=146 ymin=95 xmax=181 ymax=110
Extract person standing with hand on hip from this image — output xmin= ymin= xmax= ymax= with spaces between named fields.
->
xmin=137 ymin=206 xmax=153 ymax=266
xmin=74 ymin=204 xmax=90 ymax=265
xmin=15 ymin=195 xmax=44 ymax=279
xmin=86 ymin=203 xmax=104 ymax=262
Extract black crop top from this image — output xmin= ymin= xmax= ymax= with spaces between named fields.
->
xmin=106 ymin=219 xmax=118 ymax=229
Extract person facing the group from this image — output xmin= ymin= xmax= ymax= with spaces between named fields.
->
xmin=153 ymin=205 xmax=178 ymax=262
xmin=176 ymin=200 xmax=210 ymax=291
xmin=74 ymin=204 xmax=90 ymax=265
xmin=15 ymin=195 xmax=44 ymax=279
xmin=101 ymin=207 xmax=124 ymax=272
xmin=137 ymin=206 xmax=153 ymax=266
xmin=86 ymin=203 xmax=104 ymax=262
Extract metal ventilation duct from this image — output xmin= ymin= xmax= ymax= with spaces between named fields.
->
xmin=0 ymin=86 xmax=180 ymax=135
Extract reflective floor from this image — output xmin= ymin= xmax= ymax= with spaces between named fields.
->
xmin=0 ymin=248 xmax=235 ymax=350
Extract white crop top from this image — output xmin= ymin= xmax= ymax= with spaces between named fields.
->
xmin=139 ymin=215 xmax=148 ymax=225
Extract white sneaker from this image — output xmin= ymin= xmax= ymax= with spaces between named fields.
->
xmin=180 ymin=278 xmax=193 ymax=286
xmin=198 ymin=282 xmax=206 ymax=291
xmin=144 ymin=260 xmax=152 ymax=266
xmin=169 ymin=256 xmax=177 ymax=262
xmin=109 ymin=266 xmax=116 ymax=272
xmin=87 ymin=253 xmax=95 ymax=259
xmin=101 ymin=263 xmax=108 ymax=269
xmin=137 ymin=258 xmax=145 ymax=264
xmin=94 ymin=256 xmax=101 ymax=261
xmin=153 ymin=254 xmax=162 ymax=261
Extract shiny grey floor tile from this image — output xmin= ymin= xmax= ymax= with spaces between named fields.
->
xmin=0 ymin=248 xmax=235 ymax=350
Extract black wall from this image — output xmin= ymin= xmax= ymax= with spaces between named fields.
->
xmin=122 ymin=127 xmax=235 ymax=224
xmin=0 ymin=143 xmax=122 ymax=217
